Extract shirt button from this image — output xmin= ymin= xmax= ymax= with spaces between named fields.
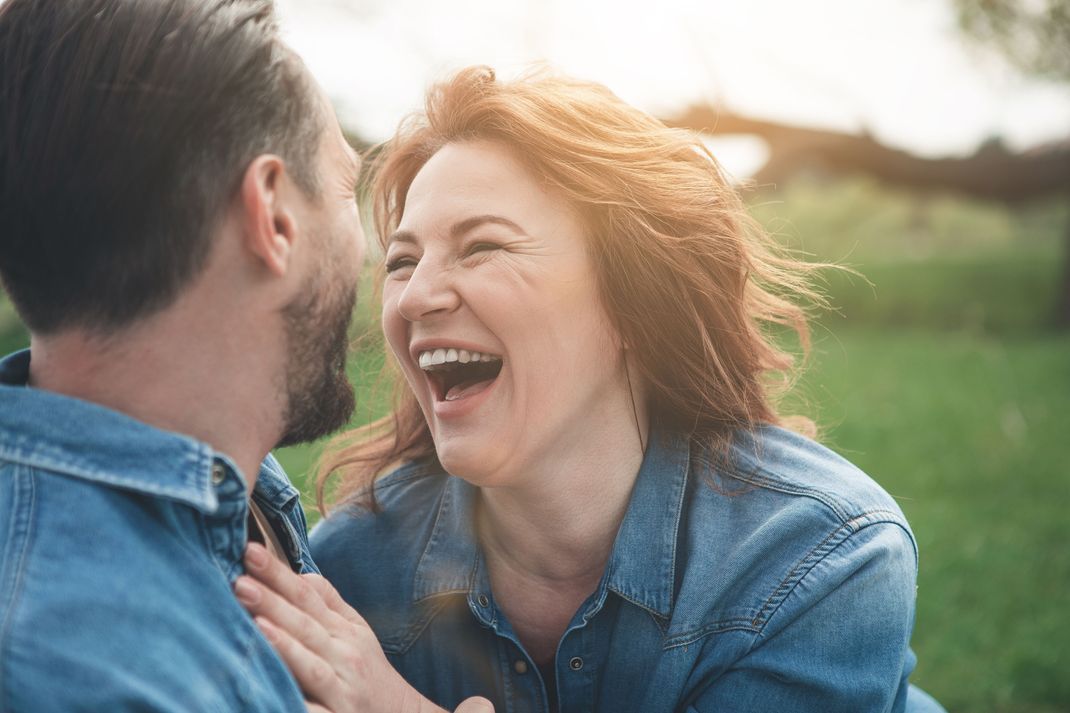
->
xmin=568 ymin=656 xmax=584 ymax=671
xmin=513 ymin=660 xmax=528 ymax=675
xmin=477 ymin=594 xmax=490 ymax=607
xmin=211 ymin=463 xmax=226 ymax=485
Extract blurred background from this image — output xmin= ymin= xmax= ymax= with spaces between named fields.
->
xmin=2 ymin=0 xmax=1067 ymax=710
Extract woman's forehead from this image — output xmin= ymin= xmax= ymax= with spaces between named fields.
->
xmin=400 ymin=141 xmax=565 ymax=230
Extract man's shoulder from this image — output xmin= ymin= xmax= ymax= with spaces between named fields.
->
xmin=0 ymin=381 xmax=220 ymax=510
xmin=0 ymin=463 xmax=304 ymax=712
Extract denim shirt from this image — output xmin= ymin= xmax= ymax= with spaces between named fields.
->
xmin=312 ymin=422 xmax=943 ymax=713
xmin=0 ymin=349 xmax=316 ymax=712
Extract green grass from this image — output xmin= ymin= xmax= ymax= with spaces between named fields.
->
xmin=788 ymin=328 xmax=1070 ymax=713
xmin=818 ymin=254 xmax=1064 ymax=334
xmin=748 ymin=175 xmax=1068 ymax=264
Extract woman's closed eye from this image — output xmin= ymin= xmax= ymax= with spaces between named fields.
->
xmin=386 ymin=241 xmax=502 ymax=275
xmin=464 ymin=241 xmax=503 ymax=259
xmin=385 ymin=255 xmax=417 ymax=274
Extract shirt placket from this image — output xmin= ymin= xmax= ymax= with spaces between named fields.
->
xmin=202 ymin=459 xmax=248 ymax=582
xmin=468 ymin=561 xmax=609 ymax=713
xmin=551 ymin=590 xmax=608 ymax=713
xmin=466 ymin=563 xmax=548 ymax=713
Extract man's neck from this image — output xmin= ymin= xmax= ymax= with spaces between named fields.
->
xmin=28 ymin=306 xmax=285 ymax=490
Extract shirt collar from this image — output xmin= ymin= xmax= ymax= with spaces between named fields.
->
xmin=254 ymin=451 xmax=302 ymax=512
xmin=411 ymin=422 xmax=691 ymax=619
xmin=604 ymin=426 xmax=690 ymax=618
xmin=413 ymin=474 xmax=482 ymax=601
xmin=0 ymin=349 xmax=293 ymax=513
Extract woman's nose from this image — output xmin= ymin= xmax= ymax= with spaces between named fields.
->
xmin=395 ymin=259 xmax=461 ymax=322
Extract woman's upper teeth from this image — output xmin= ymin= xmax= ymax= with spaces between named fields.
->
xmin=418 ymin=348 xmax=501 ymax=370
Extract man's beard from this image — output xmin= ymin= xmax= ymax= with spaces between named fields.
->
xmin=275 ymin=272 xmax=358 ymax=448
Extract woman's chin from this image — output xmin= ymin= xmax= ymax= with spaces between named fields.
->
xmin=434 ymin=442 xmax=506 ymax=487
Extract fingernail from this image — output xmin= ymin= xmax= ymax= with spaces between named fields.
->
xmin=246 ymin=544 xmax=268 ymax=570
xmin=234 ymin=577 xmax=261 ymax=605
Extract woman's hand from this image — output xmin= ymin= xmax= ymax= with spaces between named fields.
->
xmin=234 ymin=543 xmax=493 ymax=713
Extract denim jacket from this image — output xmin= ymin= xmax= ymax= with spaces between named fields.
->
xmin=0 ymin=349 xmax=316 ymax=712
xmin=312 ymin=422 xmax=943 ymax=713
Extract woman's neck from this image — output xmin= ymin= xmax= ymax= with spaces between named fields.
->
xmin=477 ymin=414 xmax=648 ymax=586
xmin=475 ymin=415 xmax=647 ymax=666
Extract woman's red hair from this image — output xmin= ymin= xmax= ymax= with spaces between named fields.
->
xmin=315 ymin=66 xmax=824 ymax=513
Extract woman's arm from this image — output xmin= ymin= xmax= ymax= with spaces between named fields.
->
xmin=234 ymin=543 xmax=493 ymax=713
xmin=685 ymin=521 xmax=920 ymax=713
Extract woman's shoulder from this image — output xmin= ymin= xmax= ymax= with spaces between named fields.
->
xmin=668 ymin=425 xmax=918 ymax=639
xmin=311 ymin=459 xmax=448 ymax=541
xmin=719 ymin=424 xmax=912 ymax=530
xmin=309 ymin=460 xmax=450 ymax=604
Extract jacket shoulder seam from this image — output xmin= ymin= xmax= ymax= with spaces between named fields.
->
xmin=722 ymin=462 xmax=904 ymax=526
xmin=751 ymin=513 xmax=916 ymax=634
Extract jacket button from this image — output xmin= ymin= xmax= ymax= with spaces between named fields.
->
xmin=477 ymin=594 xmax=490 ymax=607
xmin=568 ymin=656 xmax=583 ymax=671
xmin=513 ymin=660 xmax=528 ymax=674
xmin=211 ymin=463 xmax=226 ymax=485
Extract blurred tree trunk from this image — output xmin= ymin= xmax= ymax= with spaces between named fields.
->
xmin=667 ymin=108 xmax=1070 ymax=202
xmin=666 ymin=105 xmax=1070 ymax=328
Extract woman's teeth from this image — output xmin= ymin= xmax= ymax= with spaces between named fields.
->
xmin=418 ymin=348 xmax=501 ymax=370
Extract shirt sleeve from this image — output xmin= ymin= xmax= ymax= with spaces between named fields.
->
xmin=685 ymin=520 xmax=919 ymax=713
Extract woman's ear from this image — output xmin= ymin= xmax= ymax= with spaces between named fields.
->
xmin=238 ymin=154 xmax=299 ymax=277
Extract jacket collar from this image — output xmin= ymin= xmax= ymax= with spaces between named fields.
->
xmin=604 ymin=427 xmax=690 ymax=618
xmin=411 ymin=421 xmax=691 ymax=619
xmin=0 ymin=349 xmax=298 ymax=513
xmin=413 ymin=474 xmax=482 ymax=601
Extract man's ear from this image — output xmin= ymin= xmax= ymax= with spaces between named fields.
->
xmin=238 ymin=155 xmax=298 ymax=277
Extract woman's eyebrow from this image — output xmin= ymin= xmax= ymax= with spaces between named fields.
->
xmin=450 ymin=215 xmax=528 ymax=238
xmin=387 ymin=215 xmax=528 ymax=247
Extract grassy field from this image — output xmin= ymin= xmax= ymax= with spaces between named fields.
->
xmin=2 ymin=178 xmax=1066 ymax=711
xmin=793 ymin=328 xmax=1070 ymax=712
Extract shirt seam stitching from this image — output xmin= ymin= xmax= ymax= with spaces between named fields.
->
xmin=661 ymin=511 xmax=913 ymax=649
xmin=381 ymin=597 xmax=455 ymax=655
xmin=0 ymin=465 xmax=36 ymax=712
xmin=662 ymin=619 xmax=762 ymax=649
xmin=750 ymin=513 xmax=915 ymax=635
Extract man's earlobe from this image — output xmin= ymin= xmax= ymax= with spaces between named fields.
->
xmin=240 ymin=155 xmax=298 ymax=277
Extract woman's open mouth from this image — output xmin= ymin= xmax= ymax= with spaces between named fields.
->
xmin=418 ymin=348 xmax=503 ymax=402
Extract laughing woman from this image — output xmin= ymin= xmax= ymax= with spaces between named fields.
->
xmin=236 ymin=67 xmax=944 ymax=713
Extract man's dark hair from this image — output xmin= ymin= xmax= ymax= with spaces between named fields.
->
xmin=0 ymin=0 xmax=324 ymax=333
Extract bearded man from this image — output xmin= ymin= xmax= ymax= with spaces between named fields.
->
xmin=0 ymin=0 xmax=365 ymax=709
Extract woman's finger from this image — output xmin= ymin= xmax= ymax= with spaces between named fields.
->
xmin=305 ymin=703 xmax=331 ymax=713
xmin=302 ymin=573 xmax=369 ymax=628
xmin=236 ymin=575 xmax=336 ymax=659
xmin=243 ymin=544 xmax=336 ymax=626
xmin=256 ymin=617 xmax=344 ymax=710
